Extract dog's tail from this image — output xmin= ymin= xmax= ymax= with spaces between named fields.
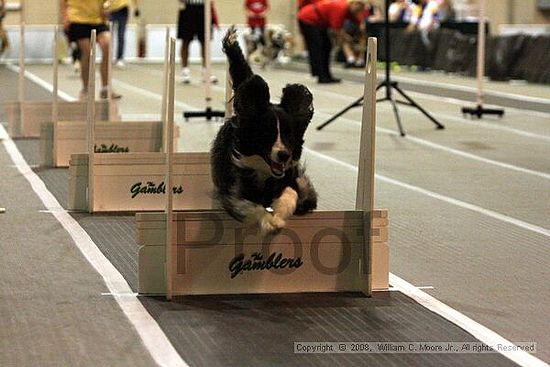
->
xmin=223 ymin=26 xmax=254 ymax=92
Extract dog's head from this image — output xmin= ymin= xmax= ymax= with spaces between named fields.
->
xmin=231 ymin=76 xmax=313 ymax=179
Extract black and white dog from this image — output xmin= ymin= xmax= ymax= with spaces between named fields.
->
xmin=211 ymin=28 xmax=317 ymax=235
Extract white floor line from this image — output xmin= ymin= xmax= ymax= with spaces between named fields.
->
xmin=111 ymin=77 xmax=198 ymax=111
xmin=401 ymin=89 xmax=550 ymax=119
xmin=101 ymin=292 xmax=139 ymax=297
xmin=422 ymin=111 xmax=550 ymax=142
xmin=390 ymin=74 xmax=550 ymax=105
xmin=314 ymin=109 xmax=550 ymax=180
xmin=128 ymin=63 xmax=228 ymax=96
xmin=313 ymin=93 xmax=550 ymax=143
xmin=0 ymin=124 xmax=188 ymax=367
xmin=6 ymin=64 xmax=77 ymax=102
xmin=390 ymin=274 xmax=548 ymax=367
xmin=121 ymin=113 xmax=161 ymax=120
xmin=276 ymin=66 xmax=550 ymax=115
xmin=257 ymin=68 xmax=550 ymax=141
xmin=304 ymin=147 xmax=550 ymax=239
xmin=387 ymin=285 xmax=434 ymax=291
xmin=384 ymin=92 xmax=550 ymax=142
xmin=273 ymin=68 xmax=550 ymax=136
xmin=376 ymin=126 xmax=550 ymax=180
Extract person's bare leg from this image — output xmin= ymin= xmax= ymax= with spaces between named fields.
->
xmin=199 ymin=39 xmax=205 ymax=67
xmin=77 ymin=38 xmax=91 ymax=92
xmin=97 ymin=31 xmax=111 ymax=88
xmin=181 ymin=39 xmax=190 ymax=68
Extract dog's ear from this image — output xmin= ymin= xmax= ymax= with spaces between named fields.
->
xmin=280 ymin=84 xmax=314 ymax=130
xmin=234 ymin=75 xmax=271 ymax=118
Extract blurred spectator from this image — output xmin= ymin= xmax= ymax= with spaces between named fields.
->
xmin=177 ymin=0 xmax=219 ymax=84
xmin=0 ymin=0 xmax=8 ymax=56
xmin=365 ymin=0 xmax=383 ymax=22
xmin=60 ymin=0 xmax=121 ymax=100
xmin=388 ymin=0 xmax=412 ymax=23
xmin=342 ymin=2 xmax=382 ymax=68
xmin=435 ymin=0 xmax=455 ymax=23
xmin=408 ymin=0 xmax=438 ymax=31
xmin=245 ymin=0 xmax=269 ymax=46
xmin=64 ymin=30 xmax=82 ymax=74
xmin=298 ymin=0 xmax=366 ymax=83
xmin=408 ymin=0 xmax=440 ymax=51
xmin=108 ymin=0 xmax=139 ymax=68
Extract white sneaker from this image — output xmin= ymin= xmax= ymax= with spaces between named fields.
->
xmin=181 ymin=67 xmax=191 ymax=84
xmin=201 ymin=68 xmax=218 ymax=84
xmin=115 ymin=60 xmax=126 ymax=69
xmin=73 ymin=60 xmax=81 ymax=74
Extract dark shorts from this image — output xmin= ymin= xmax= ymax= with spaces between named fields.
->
xmin=68 ymin=23 xmax=108 ymax=42
xmin=177 ymin=5 xmax=205 ymax=42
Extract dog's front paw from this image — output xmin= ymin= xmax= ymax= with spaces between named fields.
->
xmin=295 ymin=197 xmax=317 ymax=215
xmin=258 ymin=212 xmax=285 ymax=236
xmin=223 ymin=26 xmax=238 ymax=50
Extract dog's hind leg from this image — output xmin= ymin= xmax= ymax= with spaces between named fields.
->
xmin=294 ymin=175 xmax=318 ymax=215
xmin=222 ymin=27 xmax=253 ymax=91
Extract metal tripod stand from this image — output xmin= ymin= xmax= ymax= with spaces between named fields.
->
xmin=317 ymin=0 xmax=445 ymax=136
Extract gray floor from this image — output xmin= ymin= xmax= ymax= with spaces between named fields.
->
xmin=0 ymin=133 xmax=157 ymax=366
xmin=8 ymin=145 xmax=520 ymax=367
xmin=1 ymin=60 xmax=549 ymax=366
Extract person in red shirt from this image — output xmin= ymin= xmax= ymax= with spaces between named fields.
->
xmin=245 ymin=0 xmax=269 ymax=45
xmin=297 ymin=0 xmax=321 ymax=9
xmin=298 ymin=0 xmax=366 ymax=83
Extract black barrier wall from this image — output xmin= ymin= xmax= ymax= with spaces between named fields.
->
xmin=364 ymin=24 xmax=550 ymax=84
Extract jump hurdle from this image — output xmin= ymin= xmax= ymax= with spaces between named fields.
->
xmin=137 ymin=37 xmax=390 ymax=298
xmin=41 ymin=120 xmax=176 ymax=167
xmin=3 ymin=24 xmax=118 ymax=138
xmin=68 ymin=34 xmax=213 ymax=213
xmin=41 ymin=28 xmax=178 ymax=168
xmin=68 ymin=152 xmax=212 ymax=212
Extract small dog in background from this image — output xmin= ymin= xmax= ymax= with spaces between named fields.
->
xmin=211 ymin=27 xmax=317 ymax=235
xmin=244 ymin=25 xmax=293 ymax=68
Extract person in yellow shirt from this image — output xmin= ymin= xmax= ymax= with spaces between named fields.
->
xmin=0 ymin=0 xmax=9 ymax=56
xmin=60 ymin=0 xmax=121 ymax=99
xmin=107 ymin=0 xmax=139 ymax=68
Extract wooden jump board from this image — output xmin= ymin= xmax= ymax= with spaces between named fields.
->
xmin=3 ymin=100 xmax=117 ymax=138
xmin=137 ymin=209 xmax=389 ymax=296
xmin=68 ymin=152 xmax=214 ymax=212
xmin=40 ymin=120 xmax=179 ymax=167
